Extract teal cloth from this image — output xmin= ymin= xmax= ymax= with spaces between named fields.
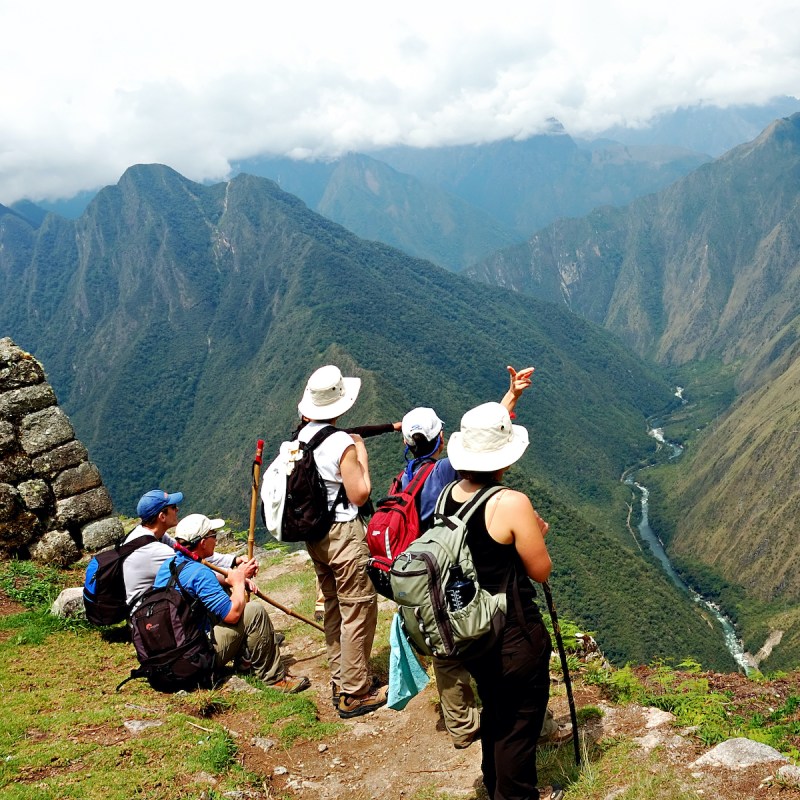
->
xmin=388 ymin=612 xmax=430 ymax=710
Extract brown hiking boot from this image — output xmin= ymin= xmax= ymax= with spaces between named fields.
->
xmin=268 ymin=675 xmax=311 ymax=694
xmin=337 ymin=684 xmax=388 ymax=718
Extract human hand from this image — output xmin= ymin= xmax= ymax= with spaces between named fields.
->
xmin=238 ymin=557 xmax=259 ymax=579
xmin=507 ymin=365 xmax=535 ymax=398
xmin=533 ymin=509 xmax=550 ymax=536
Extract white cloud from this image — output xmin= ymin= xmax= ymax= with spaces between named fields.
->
xmin=1 ymin=0 xmax=799 ymax=203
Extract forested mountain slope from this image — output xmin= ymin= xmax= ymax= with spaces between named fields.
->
xmin=467 ymin=114 xmax=800 ymax=667
xmin=469 ymin=113 xmax=800 ymax=382
xmin=0 ymin=164 xmax=733 ymax=668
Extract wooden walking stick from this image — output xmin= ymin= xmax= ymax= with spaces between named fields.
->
xmin=248 ymin=439 xmax=264 ymax=562
xmin=171 ymin=540 xmax=325 ymax=633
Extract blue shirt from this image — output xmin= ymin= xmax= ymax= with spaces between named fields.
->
xmin=153 ymin=553 xmax=232 ymax=625
xmin=400 ymin=457 xmax=458 ymax=526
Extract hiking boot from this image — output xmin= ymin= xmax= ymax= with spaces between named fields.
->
xmin=453 ymin=729 xmax=481 ymax=749
xmin=538 ymin=785 xmax=565 ymax=800
xmin=268 ymin=675 xmax=311 ymax=694
xmin=538 ymin=723 xmax=573 ymax=747
xmin=338 ymin=684 xmax=388 ymax=719
xmin=331 ymin=681 xmax=341 ymax=708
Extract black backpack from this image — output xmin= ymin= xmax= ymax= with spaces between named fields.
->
xmin=83 ymin=535 xmax=156 ymax=626
xmin=262 ymin=425 xmax=348 ymax=542
xmin=119 ymin=560 xmax=217 ymax=693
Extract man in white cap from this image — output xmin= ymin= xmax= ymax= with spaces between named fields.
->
xmin=122 ymin=488 xmax=246 ymax=611
xmin=296 ymin=364 xmax=387 ymax=718
xmin=153 ymin=513 xmax=309 ymax=693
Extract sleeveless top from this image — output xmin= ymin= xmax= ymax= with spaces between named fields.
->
xmin=443 ymin=487 xmax=541 ymax=624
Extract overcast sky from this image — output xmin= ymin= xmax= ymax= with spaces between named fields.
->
xmin=2 ymin=0 xmax=799 ymax=204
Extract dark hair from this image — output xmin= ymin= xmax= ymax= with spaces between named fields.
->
xmin=408 ymin=432 xmax=440 ymax=459
xmin=456 ymin=469 xmax=503 ymax=485
xmin=141 ymin=514 xmax=160 ymax=527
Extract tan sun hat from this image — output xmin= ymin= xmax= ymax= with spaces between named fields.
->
xmin=447 ymin=402 xmax=529 ymax=472
xmin=297 ymin=365 xmax=361 ymax=421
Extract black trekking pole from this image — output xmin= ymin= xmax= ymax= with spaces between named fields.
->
xmin=542 ymin=580 xmax=581 ymax=768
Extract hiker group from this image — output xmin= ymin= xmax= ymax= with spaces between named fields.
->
xmin=87 ymin=362 xmax=563 ymax=800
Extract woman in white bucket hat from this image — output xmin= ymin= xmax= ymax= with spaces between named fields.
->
xmin=385 ymin=366 xmax=534 ymax=751
xmin=445 ymin=401 xmax=558 ymax=800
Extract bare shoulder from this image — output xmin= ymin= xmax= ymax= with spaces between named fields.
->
xmin=487 ymin=487 xmax=533 ymax=518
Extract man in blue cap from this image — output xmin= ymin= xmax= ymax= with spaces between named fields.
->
xmin=122 ymin=488 xmax=244 ymax=612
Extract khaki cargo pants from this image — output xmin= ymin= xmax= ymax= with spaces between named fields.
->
xmin=307 ymin=517 xmax=378 ymax=697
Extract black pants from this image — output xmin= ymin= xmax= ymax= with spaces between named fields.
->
xmin=466 ymin=614 xmax=552 ymax=800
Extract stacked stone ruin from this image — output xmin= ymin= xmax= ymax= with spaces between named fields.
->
xmin=0 ymin=337 xmax=122 ymax=566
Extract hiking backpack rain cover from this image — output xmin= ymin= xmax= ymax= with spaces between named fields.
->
xmin=124 ymin=560 xmax=216 ymax=692
xmin=366 ymin=460 xmax=435 ymax=599
xmin=261 ymin=425 xmax=347 ymax=542
xmin=83 ymin=535 xmax=156 ymax=626
xmin=390 ymin=484 xmax=507 ymax=659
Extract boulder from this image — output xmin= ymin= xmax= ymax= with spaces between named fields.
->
xmin=0 ymin=482 xmax=19 ymax=521
xmin=0 ymin=421 xmax=16 ymax=455
xmin=0 ymin=356 xmax=45 ymax=391
xmin=20 ymin=407 xmax=75 ymax=456
xmin=50 ymin=586 xmax=86 ymax=619
xmin=17 ymin=479 xmax=52 ymax=513
xmin=81 ymin=516 xmax=124 ymax=550
xmin=56 ymin=487 xmax=113 ymax=528
xmin=52 ymin=462 xmax=102 ymax=499
xmin=0 ymin=453 xmax=34 ymax=483
xmin=693 ymin=737 xmax=788 ymax=769
xmin=0 ymin=384 xmax=56 ymax=420
xmin=31 ymin=528 xmax=81 ymax=567
xmin=31 ymin=440 xmax=89 ymax=478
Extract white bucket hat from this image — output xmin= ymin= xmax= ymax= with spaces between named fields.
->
xmin=297 ymin=365 xmax=361 ymax=421
xmin=174 ymin=513 xmax=225 ymax=545
xmin=402 ymin=407 xmax=444 ymax=444
xmin=447 ymin=402 xmax=529 ymax=472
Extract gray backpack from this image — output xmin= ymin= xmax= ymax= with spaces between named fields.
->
xmin=389 ymin=483 xmax=508 ymax=659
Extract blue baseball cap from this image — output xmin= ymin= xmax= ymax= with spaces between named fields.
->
xmin=136 ymin=489 xmax=184 ymax=520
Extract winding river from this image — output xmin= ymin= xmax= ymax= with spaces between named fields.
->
xmin=625 ymin=422 xmax=753 ymax=674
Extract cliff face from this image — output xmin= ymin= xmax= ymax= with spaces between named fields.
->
xmin=0 ymin=338 xmax=121 ymax=565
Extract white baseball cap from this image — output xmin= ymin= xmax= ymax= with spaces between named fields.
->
xmin=401 ymin=407 xmax=444 ymax=444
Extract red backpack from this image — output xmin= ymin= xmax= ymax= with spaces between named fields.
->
xmin=366 ymin=460 xmax=436 ymax=599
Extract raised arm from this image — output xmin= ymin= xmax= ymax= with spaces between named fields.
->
xmin=500 ymin=365 xmax=535 ymax=416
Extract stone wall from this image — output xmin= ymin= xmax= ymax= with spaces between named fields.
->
xmin=0 ymin=338 xmax=122 ymax=566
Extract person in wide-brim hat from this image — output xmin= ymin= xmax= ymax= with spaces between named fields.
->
xmin=443 ymin=399 xmax=558 ymax=800
xmin=447 ymin=401 xmax=529 ymax=473
xmin=298 ymin=365 xmax=361 ymax=421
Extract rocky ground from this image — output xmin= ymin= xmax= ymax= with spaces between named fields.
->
xmin=175 ymin=550 xmax=800 ymax=800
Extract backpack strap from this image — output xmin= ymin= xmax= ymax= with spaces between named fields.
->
xmin=303 ymin=424 xmax=340 ymax=452
xmin=117 ymin=533 xmax=158 ymax=558
xmin=391 ymin=459 xmax=436 ymax=497
xmin=167 ymin=558 xmax=207 ymax=619
xmin=302 ymin=425 xmax=351 ymax=512
xmin=433 ymin=482 xmax=505 ymax=525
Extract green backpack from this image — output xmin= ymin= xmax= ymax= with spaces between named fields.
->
xmin=389 ymin=483 xmax=508 ymax=659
